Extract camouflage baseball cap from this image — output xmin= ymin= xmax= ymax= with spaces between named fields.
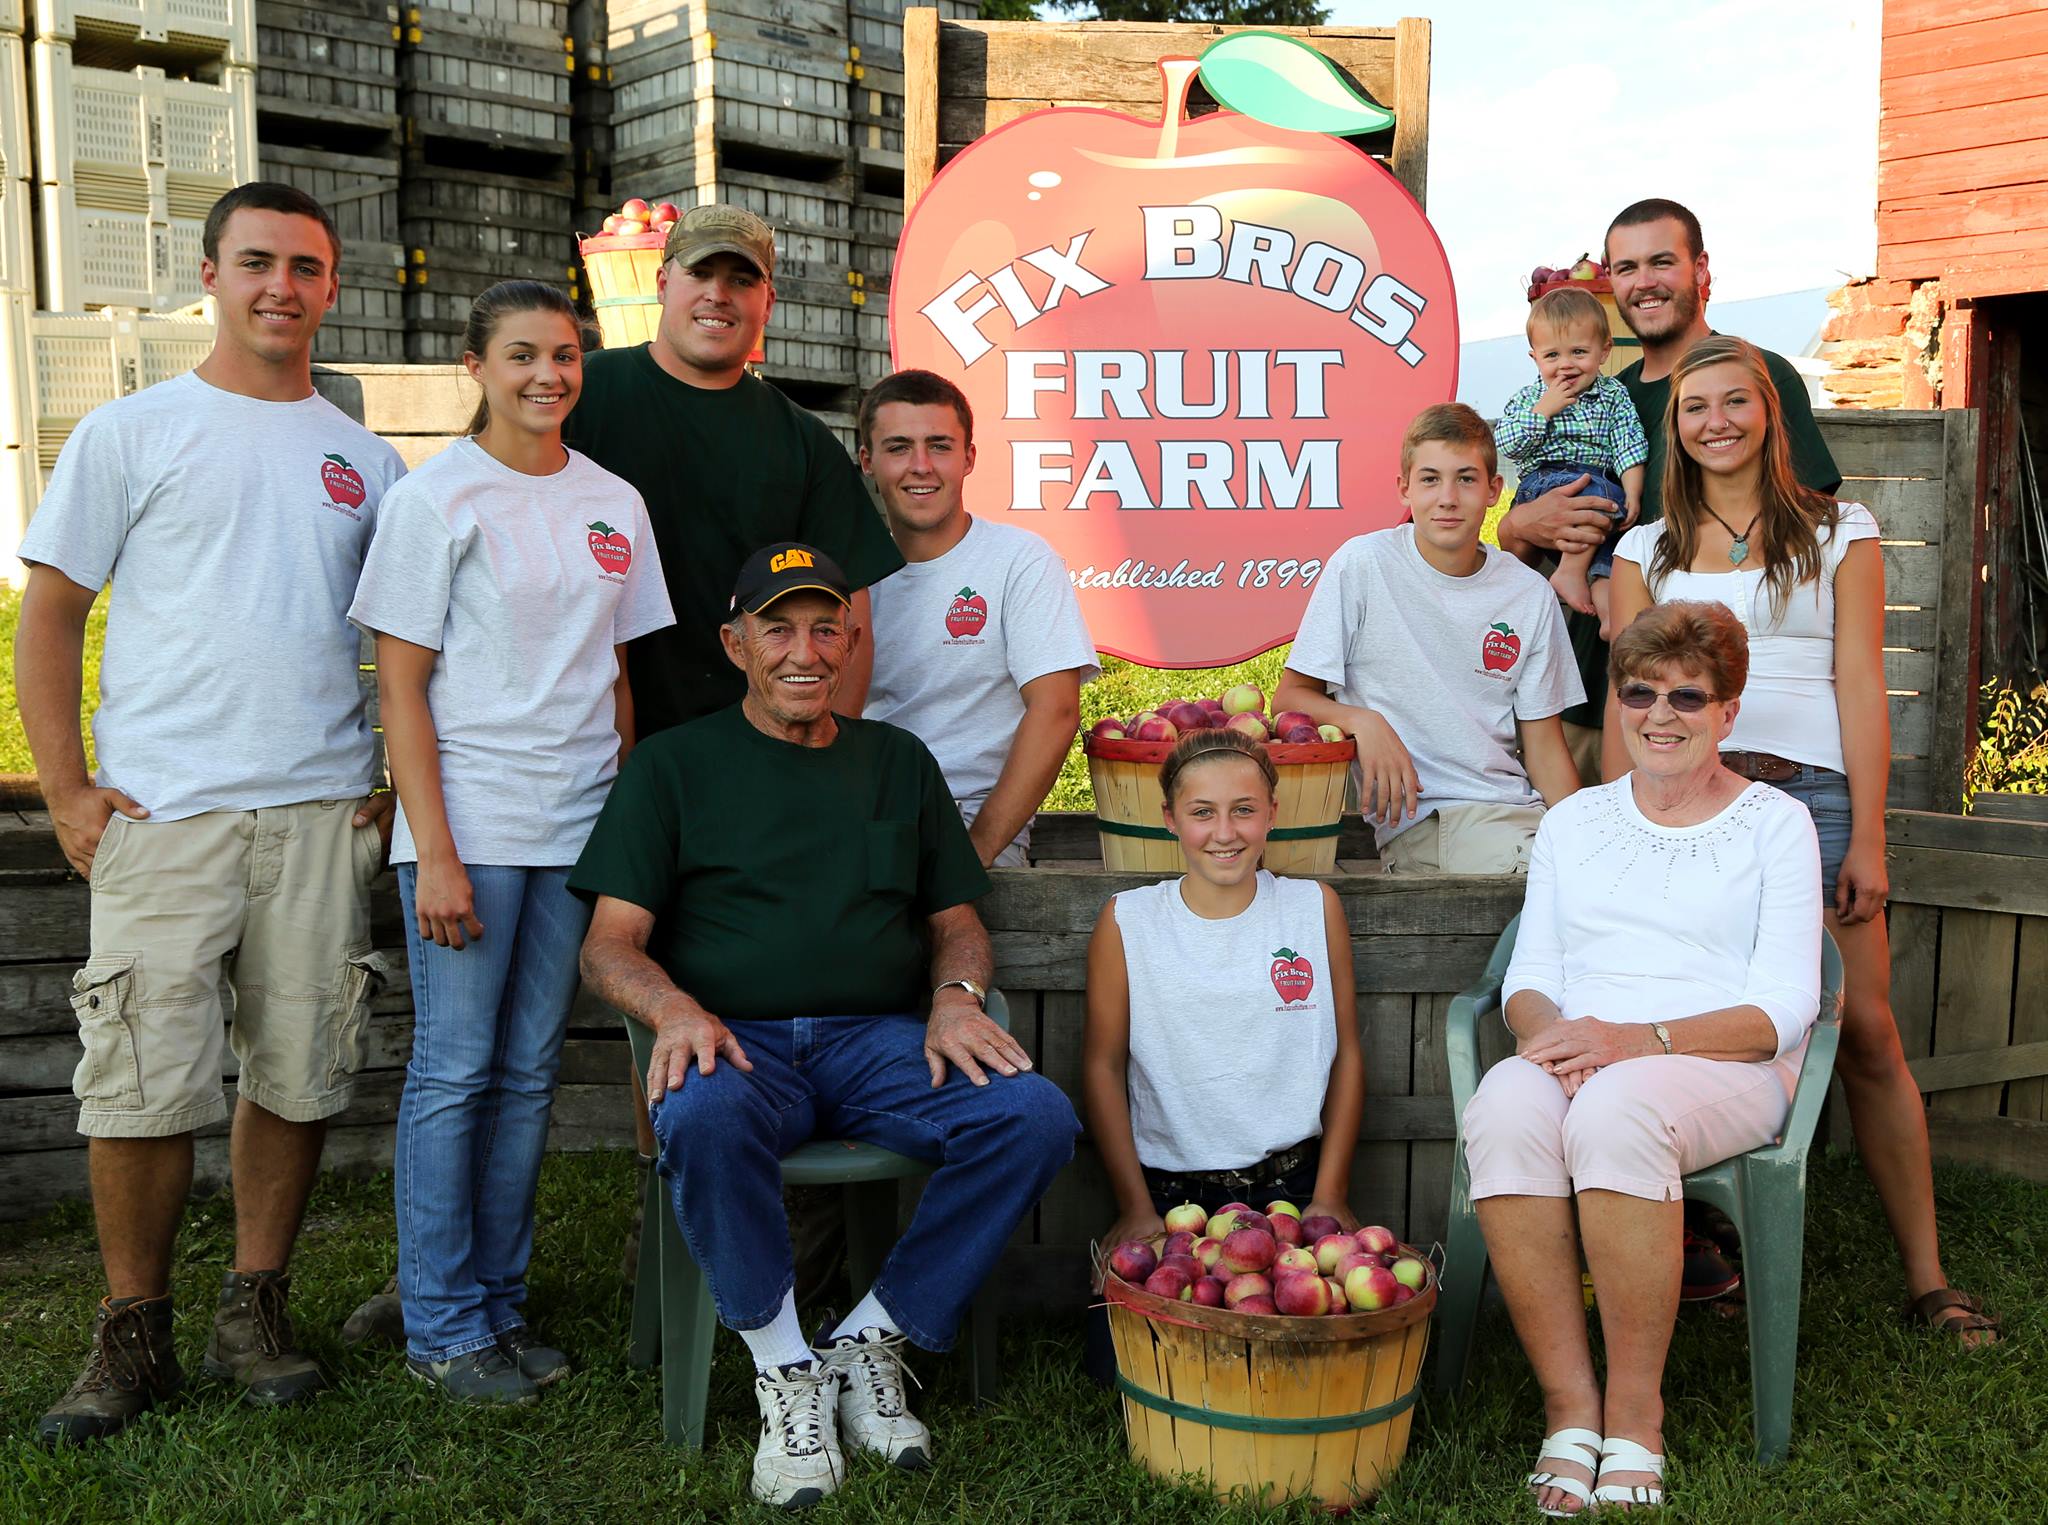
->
xmin=661 ymin=204 xmax=776 ymax=278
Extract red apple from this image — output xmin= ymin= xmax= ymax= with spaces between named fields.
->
xmin=1220 ymin=682 xmax=1265 ymax=717
xmin=651 ymin=201 xmax=680 ymax=223
xmin=1333 ymin=1250 xmax=1376 ymax=1283
xmin=1274 ymin=1245 xmax=1318 ymax=1276
xmin=1220 ymin=1227 xmax=1278 ymax=1275
xmin=620 ymin=197 xmax=651 ymax=219
xmin=1324 ymin=1276 xmax=1349 ymax=1312
xmin=1268 ymin=715 xmax=1313 ymax=740
xmin=1264 ymin=1200 xmax=1301 ymax=1220
xmin=602 ymin=213 xmax=624 ymax=234
xmin=1274 ymin=1271 xmax=1332 ymax=1316
xmin=1225 ymin=712 xmax=1268 ymax=741
xmin=1133 ymin=718 xmax=1179 ymax=742
xmin=1108 ymin=1241 xmax=1157 ymax=1284
xmin=1300 ymin=1214 xmax=1342 ymax=1243
xmin=1392 ymin=1283 xmax=1416 ymax=1304
xmin=1145 ymin=1264 xmax=1194 ymax=1300
xmin=1234 ymin=1294 xmax=1278 ymax=1315
xmin=1088 ymin=717 xmax=1128 ymax=741
xmin=1194 ymin=1237 xmax=1225 ymax=1275
xmin=616 ymin=218 xmax=647 ymax=236
xmin=1313 ymin=1234 xmax=1354 ymax=1276
xmin=1270 ymin=1213 xmax=1303 ymax=1247
xmin=1390 ymin=1255 xmax=1429 ymax=1292
xmin=1214 ymin=1201 xmax=1252 ymax=1215
xmin=1163 ymin=1230 xmax=1197 ymax=1260
xmin=1281 ymin=724 xmax=1319 ymax=743
xmin=1354 ymin=1225 xmax=1397 ymax=1256
xmin=1163 ymin=1202 xmax=1209 ymax=1237
xmin=1344 ymin=1263 xmax=1400 ymax=1311
xmin=1159 ymin=1253 xmax=1201 ymax=1284
xmin=1191 ymin=1275 xmax=1226 ymax=1307
xmin=1222 ymin=1271 xmax=1272 ymax=1309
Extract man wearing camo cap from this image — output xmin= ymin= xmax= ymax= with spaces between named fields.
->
xmin=565 ymin=203 xmax=901 ymax=738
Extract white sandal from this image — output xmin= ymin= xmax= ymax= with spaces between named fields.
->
xmin=1591 ymin=1436 xmax=1666 ymax=1510
xmin=1527 ymin=1427 xmax=1602 ymax=1517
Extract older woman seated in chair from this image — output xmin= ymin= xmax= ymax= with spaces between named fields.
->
xmin=1462 ymin=600 xmax=1822 ymax=1516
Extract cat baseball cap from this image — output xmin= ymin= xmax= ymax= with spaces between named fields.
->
xmin=731 ymin=543 xmax=851 ymax=616
xmin=663 ymin=204 xmax=776 ymax=278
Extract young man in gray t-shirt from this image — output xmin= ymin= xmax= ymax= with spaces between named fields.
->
xmin=14 ymin=184 xmax=405 ymax=1444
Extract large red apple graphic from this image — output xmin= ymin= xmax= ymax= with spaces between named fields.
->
xmin=891 ymin=35 xmax=1458 ymax=668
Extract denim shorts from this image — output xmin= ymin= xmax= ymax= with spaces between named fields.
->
xmin=1515 ymin=461 xmax=1629 ymax=578
xmin=1768 ymin=764 xmax=1854 ymax=896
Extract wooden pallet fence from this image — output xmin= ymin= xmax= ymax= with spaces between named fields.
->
xmin=256 ymin=142 xmax=405 ymax=361
xmin=399 ymin=9 xmax=572 ymax=164
xmin=1850 ymin=809 xmax=2048 ymax=1184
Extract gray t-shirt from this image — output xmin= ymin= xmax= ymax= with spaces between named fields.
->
xmin=863 ymin=516 xmax=1098 ymax=852
xmin=1288 ymin=526 xmax=1584 ymax=847
xmin=348 ymin=439 xmax=675 ymax=867
xmin=16 ymin=370 xmax=406 ymax=822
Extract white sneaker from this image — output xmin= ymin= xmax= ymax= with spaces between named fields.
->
xmin=750 ymin=1362 xmax=844 ymax=1509
xmin=816 ymin=1328 xmax=932 ymax=1470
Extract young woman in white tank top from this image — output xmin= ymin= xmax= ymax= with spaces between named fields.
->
xmin=1083 ymin=728 xmax=1366 ymax=1252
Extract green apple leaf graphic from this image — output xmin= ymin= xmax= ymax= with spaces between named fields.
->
xmin=1196 ymin=31 xmax=1396 ymax=138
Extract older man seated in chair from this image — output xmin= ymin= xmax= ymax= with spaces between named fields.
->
xmin=571 ymin=542 xmax=1078 ymax=1509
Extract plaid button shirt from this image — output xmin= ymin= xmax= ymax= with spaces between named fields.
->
xmin=1494 ymin=373 xmax=1651 ymax=475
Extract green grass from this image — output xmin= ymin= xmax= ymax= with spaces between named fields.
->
xmin=0 ymin=584 xmax=106 ymax=777
xmin=3 ymin=1148 xmax=2043 ymax=1522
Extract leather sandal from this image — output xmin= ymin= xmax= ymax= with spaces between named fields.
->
xmin=1591 ymin=1436 xmax=1665 ymax=1511
xmin=1903 ymin=1288 xmax=2001 ymax=1344
xmin=1527 ymin=1427 xmax=1602 ymax=1517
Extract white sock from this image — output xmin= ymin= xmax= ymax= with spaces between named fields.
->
xmin=739 ymin=1291 xmax=814 ymax=1373
xmin=828 ymin=1290 xmax=901 ymax=1344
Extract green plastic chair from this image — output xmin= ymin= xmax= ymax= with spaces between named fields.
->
xmin=1431 ymin=915 xmax=1844 ymax=1466
xmin=623 ymin=993 xmax=1009 ymax=1449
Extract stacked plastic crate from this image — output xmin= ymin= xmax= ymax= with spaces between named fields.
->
xmin=2 ymin=0 xmax=241 ymax=566
xmin=254 ymin=0 xmax=406 ymax=361
xmin=398 ymin=0 xmax=581 ymax=361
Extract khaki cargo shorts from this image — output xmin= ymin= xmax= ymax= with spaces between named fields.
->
xmin=1379 ymin=802 xmax=1545 ymax=876
xmin=69 ymin=799 xmax=384 ymax=1139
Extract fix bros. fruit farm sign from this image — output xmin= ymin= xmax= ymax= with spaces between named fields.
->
xmin=891 ymin=33 xmax=1457 ymax=667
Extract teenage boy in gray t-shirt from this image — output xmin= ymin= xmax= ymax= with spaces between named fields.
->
xmin=860 ymin=370 xmax=1098 ymax=867
xmin=15 ymin=183 xmax=405 ymax=1444
xmin=1275 ymin=403 xmax=1583 ymax=873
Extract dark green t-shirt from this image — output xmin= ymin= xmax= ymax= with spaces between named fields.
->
xmin=1560 ymin=340 xmax=1843 ymax=727
xmin=563 ymin=347 xmax=903 ymax=737
xmin=568 ymin=705 xmax=992 ymax=1020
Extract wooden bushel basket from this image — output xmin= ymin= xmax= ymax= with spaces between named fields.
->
xmin=576 ymin=229 xmax=666 ymax=349
xmin=1103 ymin=1260 xmax=1434 ymax=1509
xmin=1083 ymin=734 xmax=1356 ymax=875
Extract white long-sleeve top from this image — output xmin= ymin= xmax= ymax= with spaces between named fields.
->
xmin=1504 ymin=778 xmax=1823 ymax=1085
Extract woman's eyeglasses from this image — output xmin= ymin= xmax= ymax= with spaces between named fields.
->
xmin=1615 ymin=682 xmax=1717 ymax=714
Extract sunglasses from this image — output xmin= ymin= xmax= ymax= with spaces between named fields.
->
xmin=1616 ymin=682 xmax=1718 ymax=713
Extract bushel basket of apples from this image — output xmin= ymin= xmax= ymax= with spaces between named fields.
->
xmin=577 ymin=198 xmax=681 ymax=350
xmin=1525 ymin=252 xmax=1610 ymax=302
xmin=1098 ymin=1201 xmax=1434 ymax=1507
xmin=1083 ymin=686 xmax=1356 ymax=875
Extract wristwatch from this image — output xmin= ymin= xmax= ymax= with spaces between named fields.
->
xmin=934 ymin=978 xmax=987 ymax=1008
xmin=1651 ymin=1022 xmax=1674 ymax=1055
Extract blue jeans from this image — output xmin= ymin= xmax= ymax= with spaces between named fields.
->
xmin=394 ymin=864 xmax=591 ymax=1362
xmin=651 ymin=1014 xmax=1079 ymax=1351
xmin=1516 ymin=461 xmax=1629 ymax=578
xmin=1768 ymin=765 xmax=1854 ymax=896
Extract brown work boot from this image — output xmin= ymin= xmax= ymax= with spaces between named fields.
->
xmin=203 ymin=1269 xmax=326 ymax=1406
xmin=340 ymin=1275 xmax=404 ymax=1348
xmin=38 ymin=1294 xmax=183 ymax=1444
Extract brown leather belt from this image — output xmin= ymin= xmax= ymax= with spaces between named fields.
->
xmin=1722 ymin=750 xmax=1801 ymax=783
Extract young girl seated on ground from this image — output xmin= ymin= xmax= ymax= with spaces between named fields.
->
xmin=1080 ymin=728 xmax=1365 ymax=1381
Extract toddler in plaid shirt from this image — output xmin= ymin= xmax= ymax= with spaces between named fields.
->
xmin=1494 ymin=287 xmax=1648 ymax=638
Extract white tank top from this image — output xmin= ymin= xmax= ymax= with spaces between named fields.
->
xmin=1112 ymin=870 xmax=1337 ymax=1174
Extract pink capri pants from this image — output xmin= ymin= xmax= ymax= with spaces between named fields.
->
xmin=1463 ymin=1053 xmax=1793 ymax=1203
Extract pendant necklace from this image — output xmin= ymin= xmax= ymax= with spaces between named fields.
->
xmin=1701 ymin=505 xmax=1760 ymax=566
